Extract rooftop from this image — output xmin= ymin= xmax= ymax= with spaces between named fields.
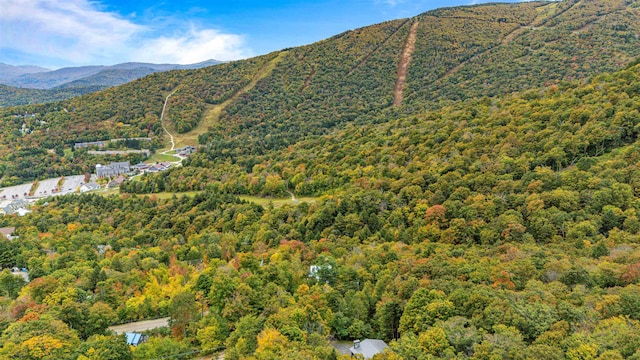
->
xmin=0 ymin=227 xmax=15 ymax=238
xmin=349 ymin=339 xmax=389 ymax=359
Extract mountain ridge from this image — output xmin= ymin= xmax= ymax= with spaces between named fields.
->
xmin=0 ymin=63 xmax=49 ymax=83
xmin=1 ymin=59 xmax=223 ymax=89
xmin=0 ymin=59 xmax=223 ymax=106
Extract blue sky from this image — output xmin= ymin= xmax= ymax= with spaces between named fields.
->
xmin=0 ymin=0 xmax=533 ymax=68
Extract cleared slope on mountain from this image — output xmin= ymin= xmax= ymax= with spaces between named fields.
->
xmin=407 ymin=0 xmax=640 ymax=106
xmin=393 ymin=21 xmax=419 ymax=107
xmin=200 ymin=0 xmax=640 ymax=160
xmin=2 ymin=0 xmax=640 ymax=183
xmin=167 ymin=52 xmax=288 ymax=148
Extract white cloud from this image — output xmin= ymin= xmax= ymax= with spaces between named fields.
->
xmin=0 ymin=0 xmax=252 ymax=66
xmin=135 ymin=27 xmax=250 ymax=64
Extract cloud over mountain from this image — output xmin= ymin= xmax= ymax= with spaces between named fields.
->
xmin=0 ymin=0 xmax=252 ymax=67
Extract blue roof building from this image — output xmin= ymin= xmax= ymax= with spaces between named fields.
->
xmin=125 ymin=332 xmax=147 ymax=346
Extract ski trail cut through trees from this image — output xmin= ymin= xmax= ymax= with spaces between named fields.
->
xmin=347 ymin=18 xmax=411 ymax=76
xmin=161 ymin=89 xmax=178 ymax=152
xmin=432 ymin=0 xmax=577 ymax=85
xmin=301 ymin=65 xmax=316 ymax=93
xmin=175 ymin=51 xmax=288 ymax=148
xmin=393 ymin=21 xmax=419 ymax=107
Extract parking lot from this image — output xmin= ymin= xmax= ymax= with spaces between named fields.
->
xmin=34 ymin=178 xmax=61 ymax=197
xmin=0 ymin=183 xmax=33 ymax=201
xmin=0 ymin=174 xmax=90 ymax=205
xmin=60 ymin=175 xmax=86 ymax=194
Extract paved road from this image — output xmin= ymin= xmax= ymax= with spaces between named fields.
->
xmin=108 ymin=317 xmax=170 ymax=334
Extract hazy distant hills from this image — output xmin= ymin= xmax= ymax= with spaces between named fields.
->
xmin=0 ymin=59 xmax=222 ymax=106
xmin=2 ymin=60 xmax=222 ymax=89
xmin=54 ymin=68 xmax=163 ymax=90
xmin=0 ymin=63 xmax=50 ymax=83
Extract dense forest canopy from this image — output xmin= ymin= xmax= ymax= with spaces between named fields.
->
xmin=2 ymin=0 xmax=640 ymax=359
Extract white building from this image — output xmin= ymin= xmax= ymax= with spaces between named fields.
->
xmin=80 ymin=182 xmax=101 ymax=193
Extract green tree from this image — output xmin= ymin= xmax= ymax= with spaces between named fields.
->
xmin=85 ymin=302 xmax=118 ymax=338
xmin=132 ymin=337 xmax=191 ymax=360
xmin=472 ymin=325 xmax=525 ymax=360
xmin=196 ymin=315 xmax=229 ymax=354
xmin=225 ymin=315 xmax=264 ymax=360
xmin=78 ymin=334 xmax=132 ymax=360
xmin=169 ymin=291 xmax=199 ymax=338
xmin=418 ymin=326 xmax=452 ymax=356
xmin=376 ymin=296 xmax=402 ymax=341
xmin=0 ymin=269 xmax=26 ymax=298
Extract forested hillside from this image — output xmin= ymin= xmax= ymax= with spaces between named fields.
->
xmin=202 ymin=0 xmax=640 ymax=158
xmin=2 ymin=0 xmax=640 ymax=359
xmin=0 ymin=84 xmax=96 ymax=107
xmin=2 ymin=0 xmax=639 ymax=184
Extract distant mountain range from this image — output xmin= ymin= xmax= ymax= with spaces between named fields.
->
xmin=0 ymin=60 xmax=222 ymax=106
xmin=1 ymin=60 xmax=222 ymax=89
xmin=0 ymin=63 xmax=49 ymax=83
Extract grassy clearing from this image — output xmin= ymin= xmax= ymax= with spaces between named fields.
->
xmin=139 ymin=191 xmax=201 ymax=199
xmin=99 ymin=187 xmax=120 ymax=196
xmin=145 ymin=152 xmax=180 ymax=163
xmin=239 ymin=195 xmax=317 ymax=208
xmin=97 ymin=188 xmax=201 ymax=199
xmin=169 ymin=51 xmax=288 ymax=148
xmin=97 ymin=188 xmax=318 ymax=206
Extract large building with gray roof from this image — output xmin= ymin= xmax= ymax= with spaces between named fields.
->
xmin=96 ymin=161 xmax=130 ymax=178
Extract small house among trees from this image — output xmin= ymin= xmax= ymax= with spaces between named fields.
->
xmin=0 ymin=227 xmax=16 ymax=240
xmin=125 ymin=332 xmax=148 ymax=346
xmin=349 ymin=339 xmax=388 ymax=359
